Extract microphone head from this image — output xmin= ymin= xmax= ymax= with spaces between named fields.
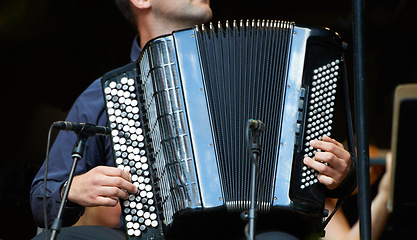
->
xmin=53 ymin=121 xmax=67 ymax=130
xmin=52 ymin=121 xmax=110 ymax=136
xmin=103 ymin=126 xmax=112 ymax=136
xmin=248 ymin=119 xmax=265 ymax=131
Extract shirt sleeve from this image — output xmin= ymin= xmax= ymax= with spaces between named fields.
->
xmin=30 ymin=79 xmax=114 ymax=228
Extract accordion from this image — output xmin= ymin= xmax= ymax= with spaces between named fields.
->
xmin=102 ymin=20 xmax=350 ymax=239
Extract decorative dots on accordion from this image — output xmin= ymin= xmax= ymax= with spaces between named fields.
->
xmin=104 ymin=76 xmax=159 ymax=237
xmin=300 ymin=59 xmax=341 ymax=190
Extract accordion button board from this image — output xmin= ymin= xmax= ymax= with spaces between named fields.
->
xmin=103 ymin=63 xmax=164 ymax=239
xmin=300 ymin=59 xmax=340 ymax=189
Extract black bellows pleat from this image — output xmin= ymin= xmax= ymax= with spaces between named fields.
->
xmin=196 ymin=20 xmax=294 ymax=212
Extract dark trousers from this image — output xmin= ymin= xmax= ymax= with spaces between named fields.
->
xmin=33 ymin=226 xmax=299 ymax=240
xmin=32 ymin=226 xmax=126 ymax=240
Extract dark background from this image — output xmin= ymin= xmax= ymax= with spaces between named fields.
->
xmin=1 ymin=0 xmax=416 ymax=239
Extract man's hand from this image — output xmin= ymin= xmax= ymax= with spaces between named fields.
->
xmin=65 ymin=166 xmax=138 ymax=207
xmin=303 ymin=135 xmax=351 ymax=190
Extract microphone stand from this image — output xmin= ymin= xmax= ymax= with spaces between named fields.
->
xmin=49 ymin=131 xmax=91 ymax=240
xmin=244 ymin=120 xmax=265 ymax=240
xmin=352 ymin=0 xmax=371 ymax=239
xmin=248 ymin=133 xmax=260 ymax=240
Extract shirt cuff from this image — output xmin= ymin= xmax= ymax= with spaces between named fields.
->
xmin=50 ymin=180 xmax=84 ymax=227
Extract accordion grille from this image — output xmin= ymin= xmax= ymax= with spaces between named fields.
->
xmin=138 ymin=36 xmax=201 ymax=225
xmin=196 ymin=20 xmax=294 ymax=212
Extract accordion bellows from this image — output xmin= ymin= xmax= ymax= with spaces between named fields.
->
xmin=102 ymin=19 xmax=347 ymax=239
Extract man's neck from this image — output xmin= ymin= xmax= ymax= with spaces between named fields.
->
xmin=137 ymin=15 xmax=197 ymax=48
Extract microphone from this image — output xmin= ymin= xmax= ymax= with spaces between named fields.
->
xmin=53 ymin=121 xmax=111 ymax=136
xmin=248 ymin=119 xmax=266 ymax=132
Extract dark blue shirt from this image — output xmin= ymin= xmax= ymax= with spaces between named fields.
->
xmin=30 ymin=37 xmax=141 ymax=227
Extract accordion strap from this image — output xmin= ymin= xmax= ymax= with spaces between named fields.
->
xmin=320 ymin=195 xmax=348 ymax=230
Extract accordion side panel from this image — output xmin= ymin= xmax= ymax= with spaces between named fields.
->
xmin=137 ymin=36 xmax=206 ymax=226
xmin=273 ymin=26 xmax=309 ymax=208
xmin=172 ymin=29 xmax=224 ymax=208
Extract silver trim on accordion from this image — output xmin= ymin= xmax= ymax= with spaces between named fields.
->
xmin=101 ymin=19 xmax=347 ymax=239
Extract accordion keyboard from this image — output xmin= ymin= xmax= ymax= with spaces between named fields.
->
xmin=300 ymin=59 xmax=341 ymax=189
xmin=103 ymin=66 xmax=162 ymax=238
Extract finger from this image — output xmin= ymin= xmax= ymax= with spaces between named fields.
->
xmin=303 ymin=157 xmax=336 ymax=176
xmin=317 ymin=174 xmax=338 ymax=190
xmin=310 ymin=139 xmax=349 ymax=160
xmin=106 ymin=176 xmax=138 ymax=194
xmin=91 ymin=167 xmax=137 ymax=194
xmin=314 ymin=151 xmax=340 ymax=167
xmin=314 ymin=151 xmax=350 ymax=179
xmin=322 ymin=135 xmax=344 ymax=149
xmin=97 ymin=166 xmax=131 ymax=181
xmin=99 ymin=186 xmax=129 ymax=200
xmin=93 ymin=196 xmax=120 ymax=207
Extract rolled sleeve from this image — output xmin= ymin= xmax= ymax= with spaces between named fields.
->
xmin=30 ymin=179 xmax=84 ymax=227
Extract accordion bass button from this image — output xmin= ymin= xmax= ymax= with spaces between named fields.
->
xmin=151 ymin=220 xmax=158 ymax=227
xmin=133 ymin=222 xmax=140 ymax=229
xmin=137 ymin=209 xmax=144 ymax=216
xmin=121 ymin=77 xmax=128 ymax=84
xmin=144 ymin=219 xmax=152 ymax=226
xmin=109 ymin=81 xmax=117 ymax=89
xmin=128 ymin=194 xmax=136 ymax=201
xmin=136 ymin=202 xmax=143 ymax=210
xmin=146 ymin=191 xmax=153 ymax=199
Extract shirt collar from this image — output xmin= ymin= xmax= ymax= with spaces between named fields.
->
xmin=130 ymin=35 xmax=142 ymax=61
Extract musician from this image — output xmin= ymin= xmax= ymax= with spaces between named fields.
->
xmin=31 ymin=0 xmax=356 ymax=239
xmin=323 ymin=150 xmax=391 ymax=240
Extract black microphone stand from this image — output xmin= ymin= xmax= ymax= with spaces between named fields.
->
xmin=244 ymin=120 xmax=265 ymax=240
xmin=352 ymin=0 xmax=371 ymax=239
xmin=248 ymin=133 xmax=260 ymax=240
xmin=49 ymin=130 xmax=95 ymax=240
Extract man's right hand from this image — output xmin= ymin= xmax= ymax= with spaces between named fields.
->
xmin=64 ymin=166 xmax=138 ymax=207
